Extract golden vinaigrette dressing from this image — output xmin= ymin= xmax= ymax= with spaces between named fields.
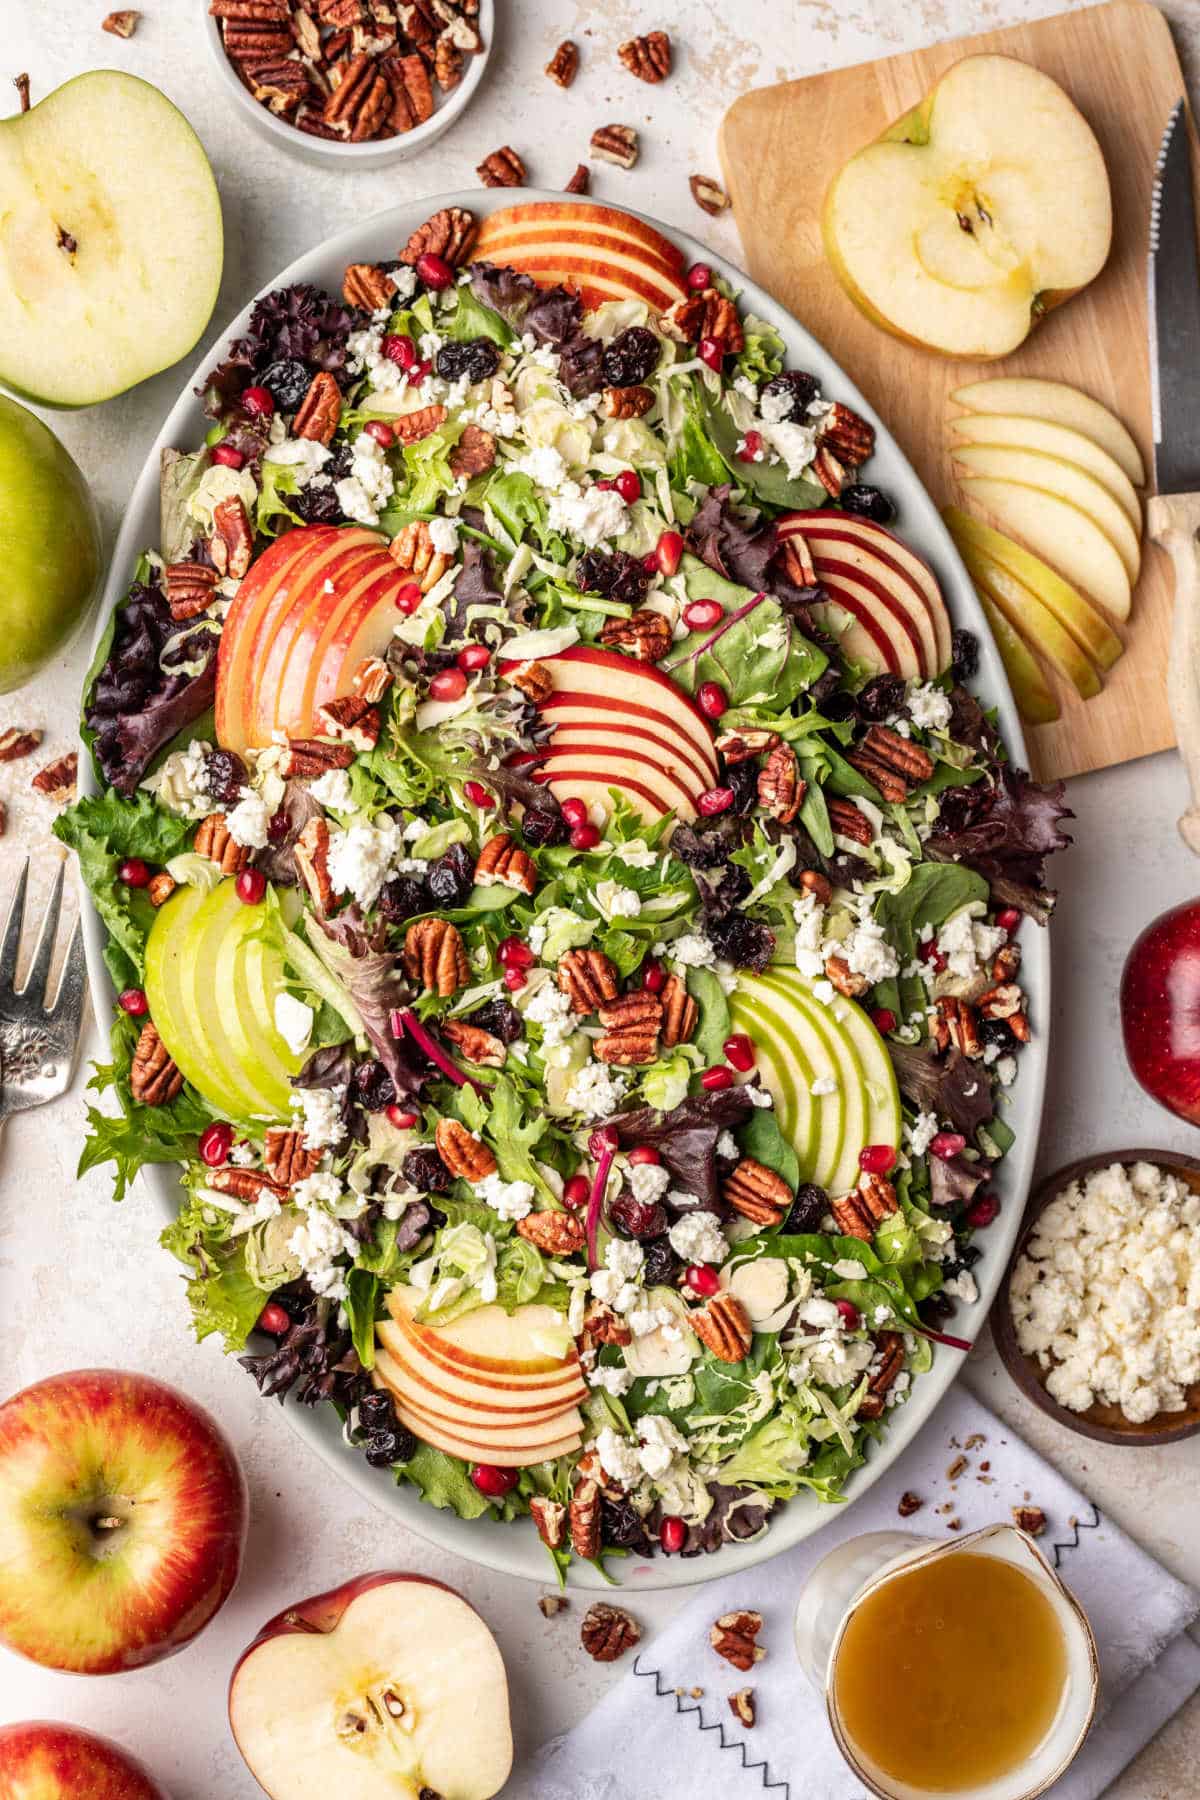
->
xmin=833 ymin=1552 xmax=1068 ymax=1792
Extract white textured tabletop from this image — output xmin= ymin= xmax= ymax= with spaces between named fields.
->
xmin=3 ymin=2 xmax=1200 ymax=1795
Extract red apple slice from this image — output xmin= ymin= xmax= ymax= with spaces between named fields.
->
xmin=385 ymin=1286 xmax=578 ymax=1377
xmin=536 ymin=647 xmax=719 ymax=775
xmin=388 ymin=1383 xmax=583 ymax=1448
xmin=807 ymin=561 xmax=925 ymax=677
xmin=387 ymin=1396 xmax=583 ymax=1466
xmin=536 ymin=744 xmax=704 ymax=820
xmin=778 ymin=511 xmax=954 ymax=674
xmin=229 ymin=1573 xmax=513 ymax=1800
xmin=374 ymin=1345 xmax=583 ymax=1427
xmin=0 ymin=1723 xmax=167 ymax=1800
xmin=542 ymin=708 xmax=716 ymax=794
xmin=377 ymin=1322 xmax=584 ymax=1408
xmin=473 ymin=202 xmax=688 ymax=311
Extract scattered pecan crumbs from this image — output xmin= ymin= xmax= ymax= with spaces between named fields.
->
xmin=581 ymin=1602 xmax=641 ymax=1662
xmin=103 ymin=10 xmax=141 ymax=35
xmin=897 ymin=1491 xmax=923 ymax=1518
xmin=1013 ymin=1505 xmax=1047 ymax=1537
xmin=477 ymin=145 xmax=525 ymax=188
xmin=538 ymin=1591 xmax=569 ymax=1618
xmin=14 ymin=73 xmax=30 ymax=113
xmin=690 ymin=173 xmax=728 ymax=215
xmin=945 ymin=1454 xmax=968 ymax=1482
xmin=591 ymin=124 xmax=638 ymax=169
xmin=564 ymin=163 xmax=590 ymax=194
xmin=545 ymin=40 xmax=578 ymax=87
xmin=728 ymin=1688 xmax=756 ymax=1729
xmin=710 ymin=1609 xmax=765 ymax=1671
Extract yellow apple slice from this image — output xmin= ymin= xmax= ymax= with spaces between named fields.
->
xmin=951 ymin=378 xmax=1145 ymax=487
xmin=948 ymin=414 xmax=1141 ymax=530
xmin=951 ymin=444 xmax=1141 ymax=582
xmin=946 ymin=526 xmax=1099 ymax=697
xmin=955 ymin=477 xmax=1131 ymax=621
xmin=977 ymin=592 xmax=1060 ymax=724
xmin=945 ymin=506 xmax=1124 ymax=670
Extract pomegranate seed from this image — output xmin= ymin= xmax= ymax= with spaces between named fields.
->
xmin=698 ymin=337 xmax=724 ymax=371
xmin=118 ymin=988 xmax=148 ymax=1017
xmin=697 ymin=681 xmax=728 ymax=720
xmin=686 ymin=1264 xmax=721 ymax=1297
xmin=918 ymin=937 xmax=947 ymax=972
xmin=642 ymin=958 xmax=666 ymax=994
xmin=660 ymin=1515 xmax=687 ymax=1552
xmin=395 ymin=580 xmax=423 ymax=613
xmin=470 ymin=1463 xmax=518 ymax=1498
xmin=570 ymin=823 xmax=601 ymax=850
xmin=267 ymin=809 xmax=290 ymax=842
xmin=563 ymin=1174 xmax=590 ymax=1209
xmin=382 ymin=332 xmax=417 ymax=369
xmin=642 ymin=551 xmax=660 ymax=573
xmin=686 ymin=262 xmax=712 ymax=291
xmin=118 ymin=858 xmax=149 ymax=888
xmin=996 ymin=906 xmax=1022 ymax=935
xmin=503 ymin=967 xmax=527 ymax=991
xmin=682 ymin=598 xmax=723 ymax=631
xmin=497 ymin=936 xmax=535 ymax=969
xmin=412 ymin=359 xmax=432 ymax=383
xmin=463 ymin=779 xmax=496 ymax=809
xmin=738 ymin=429 xmax=764 ymax=461
xmin=386 ymin=1105 xmax=419 ymax=1129
xmin=723 ymin=1033 xmax=756 ymax=1071
xmin=870 ymin=1007 xmax=897 ymax=1036
xmin=212 ymin=443 xmax=245 ymax=469
xmin=930 ymin=1131 xmax=967 ymax=1160
xmin=241 ymin=385 xmax=274 ymax=417
xmin=966 ymin=1193 xmax=1001 ymax=1230
xmin=257 ymin=1302 xmax=291 ymax=1336
xmin=236 ymin=868 xmax=267 ymax=906
xmin=655 ymin=530 xmax=684 ymax=577
xmin=364 ymin=419 xmax=395 ymax=449
xmin=859 ymin=1143 xmax=897 ymax=1175
xmin=416 ymin=251 xmax=454 ymax=290
xmin=698 ymin=786 xmax=734 ymax=816
xmin=429 ymin=668 xmax=467 ymax=702
xmin=701 ymin=1065 xmax=734 ymax=1091
xmin=627 ymin=1145 xmax=661 ymax=1166
xmin=198 ymin=1121 xmax=234 ymax=1167
xmin=835 ymin=1299 xmax=861 ymax=1330
xmin=457 ymin=644 xmax=491 ymax=672
xmin=560 ymin=797 xmax=588 ymax=828
xmin=614 ymin=469 xmax=641 ymax=504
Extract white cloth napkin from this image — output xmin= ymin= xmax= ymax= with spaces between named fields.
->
xmin=527 ymin=1389 xmax=1200 ymax=1800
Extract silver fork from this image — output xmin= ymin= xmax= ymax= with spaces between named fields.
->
xmin=0 ymin=858 xmax=88 ymax=1142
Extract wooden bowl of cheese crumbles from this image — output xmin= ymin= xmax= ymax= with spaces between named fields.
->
xmin=992 ymin=1150 xmax=1200 ymax=1447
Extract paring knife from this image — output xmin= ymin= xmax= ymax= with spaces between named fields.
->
xmin=1149 ymin=99 xmax=1200 ymax=854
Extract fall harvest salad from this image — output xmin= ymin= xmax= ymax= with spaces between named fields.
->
xmin=61 ymin=200 xmax=1069 ymax=1576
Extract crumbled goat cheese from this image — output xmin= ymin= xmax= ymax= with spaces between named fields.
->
xmin=225 ymin=784 xmax=272 ymax=850
xmin=594 ymin=880 xmax=642 ymax=921
xmin=605 ymin=1238 xmax=645 ymax=1283
xmin=761 ymin=418 xmax=818 ymax=479
xmin=759 ymin=387 xmax=799 ymax=425
xmin=668 ymin=1212 xmax=729 ymax=1265
xmin=264 ymin=437 xmax=332 ymax=484
xmin=274 ymin=993 xmax=314 ymax=1058
xmin=327 ymin=815 xmax=402 ymax=909
xmin=906 ymin=1111 xmax=940 ymax=1158
xmin=565 ymin=1060 xmax=626 ymax=1119
xmin=143 ymin=740 xmax=215 ymax=820
xmin=629 ymin=1161 xmax=672 ymax=1205
xmin=936 ymin=906 xmax=1008 ymax=981
xmin=668 ymin=932 xmax=716 ymax=969
xmin=523 ymin=978 xmax=576 ymax=1047
xmin=628 ymin=1304 xmax=675 ymax=1339
xmin=309 ymin=767 xmax=355 ymax=813
xmin=833 ymin=1258 xmax=868 ymax=1280
xmin=838 ymin=914 xmax=900 ymax=984
xmin=943 ymin=1271 xmax=979 ymax=1305
xmin=589 ymin=1365 xmax=634 ymax=1397
xmin=811 ymin=1077 xmax=838 ymax=1097
xmin=335 ymin=430 xmax=395 ymax=527
xmin=290 ymin=1086 xmax=346 ymax=1151
xmin=595 ymin=1426 xmax=643 ymax=1488
xmin=426 ymin=514 xmax=461 ymax=556
xmin=512 ymin=445 xmax=567 ymax=490
xmin=717 ymin=1131 xmax=739 ymax=1160
xmin=287 ymin=1200 xmax=356 ymax=1302
xmin=637 ymin=1413 xmax=689 ymax=1479
xmin=546 ymin=480 xmax=629 ymax=548
xmin=475 ymin=1170 xmax=535 ymax=1221
xmin=907 ymin=683 xmax=953 ymax=732
xmin=745 ymin=1085 xmax=774 ymax=1108
xmin=792 ymin=890 xmax=826 ymax=980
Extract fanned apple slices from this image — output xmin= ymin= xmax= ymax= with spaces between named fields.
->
xmin=472 ymin=201 xmax=688 ymax=311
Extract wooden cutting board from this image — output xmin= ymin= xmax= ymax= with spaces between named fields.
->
xmin=719 ymin=0 xmax=1196 ymax=783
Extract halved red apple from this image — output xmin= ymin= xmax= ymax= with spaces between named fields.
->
xmin=473 ymin=201 xmax=688 ymax=311
xmin=777 ymin=511 xmax=953 ymax=678
xmin=215 ymin=525 xmax=408 ymax=754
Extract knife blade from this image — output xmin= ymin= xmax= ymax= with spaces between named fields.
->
xmin=1149 ymin=99 xmax=1200 ymax=497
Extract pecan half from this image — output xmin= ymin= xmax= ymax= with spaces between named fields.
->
xmin=830 ymin=1194 xmax=871 ymax=1242
xmin=659 ymin=972 xmax=697 ymax=1048
xmin=710 ymin=1609 xmax=765 ymax=1672
xmin=827 ymin=797 xmax=873 ymax=846
xmin=599 ymin=609 xmax=672 ymax=663
xmin=517 ymin=1210 xmax=587 ymax=1255
xmin=934 ymin=995 xmax=983 ymax=1058
xmin=722 ymin=1158 xmax=790 ymax=1228
xmin=343 ymin=262 xmax=397 ymax=312
xmin=811 ymin=445 xmax=846 ymax=499
xmin=403 ymin=917 xmax=470 ymax=996
xmin=291 ymin=6 xmax=321 ymax=57
xmin=558 ymin=948 xmax=619 ymax=1014
xmin=779 ymin=534 xmax=816 ymax=587
xmin=316 ymin=693 xmax=381 ymax=751
xmin=581 ymin=1601 xmax=640 ymax=1662
xmin=603 ymin=384 xmax=654 ymax=420
xmin=474 ymin=832 xmax=537 ymax=895
xmin=529 ymin=1495 xmax=566 ymax=1550
xmin=833 ymin=1170 xmax=899 ymax=1242
xmin=434 ymin=1115 xmax=497 ymax=1182
xmin=992 ymin=941 xmax=1021 ymax=983
xmin=691 ymin=1291 xmax=752 ymax=1363
xmin=208 ymin=1164 xmax=290 ymax=1203
xmin=449 ymin=422 xmax=496 ymax=478
xmin=30 ymin=752 xmax=77 ymax=803
xmin=564 ymin=162 xmax=590 ymax=195
xmin=399 ymin=204 xmax=475 ymax=265
xmin=220 ymin=18 xmax=293 ymax=61
xmin=292 ymin=370 xmax=343 ymax=444
xmin=380 ymin=50 xmax=433 ymax=129
xmin=978 ymin=981 xmax=1026 ymax=1023
xmin=569 ymin=1476 xmax=602 ymax=1558
xmin=797 ymin=868 xmax=833 ymax=905
xmin=847 ymin=724 xmax=934 ymax=800
xmin=103 ymin=10 xmax=141 ymax=35
xmin=264 ymin=1126 xmax=322 ymax=1186
xmin=590 ymin=123 xmax=638 ymax=169
xmin=821 ymin=401 xmax=875 ymax=469
xmin=249 ymin=59 xmax=312 ymax=112
xmin=715 ymin=727 xmax=778 ymax=765
xmin=857 ymin=1330 xmax=904 ymax=1420
xmin=433 ymin=34 xmax=462 ymax=90
xmin=393 ymin=403 xmax=448 ymax=445
xmin=165 ymin=560 xmax=219 ymax=622
xmin=689 ymin=173 xmax=729 ymax=215
xmin=194 ymin=812 xmax=252 ymax=875
xmin=390 ymin=517 xmax=450 ymax=590
xmin=324 ymin=51 xmax=391 ymax=138
xmin=0 ymin=728 xmax=41 ymax=763
xmin=477 ymin=145 xmax=525 ymax=188
xmin=441 ymin=1018 xmax=506 ymax=1067
xmin=582 ymin=1300 xmax=632 ymax=1350
xmin=728 ymin=1688 xmax=756 ymax=1728
xmin=280 ymin=738 xmax=356 ymax=778
xmin=210 ymin=495 xmax=253 ymax=580
xmin=757 ymin=743 xmax=803 ymax=824
xmin=660 ymin=288 xmax=744 ymax=356
xmin=352 ymin=655 xmax=393 ymax=703
xmin=545 ymin=39 xmax=578 ymax=87
xmin=1012 ymin=1505 xmax=1046 ymax=1537
xmin=824 ymin=953 xmax=868 ymax=999
xmin=294 ymin=816 xmax=335 ymax=914
xmin=595 ymin=991 xmax=662 ymax=1067
xmin=147 ymin=872 xmax=177 ymax=907
xmin=618 ymin=30 xmax=670 ymax=82
xmin=130 ymin=1021 xmax=183 ymax=1106
xmin=503 ymin=659 xmax=552 ymax=703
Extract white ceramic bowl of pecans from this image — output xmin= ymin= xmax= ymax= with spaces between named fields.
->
xmin=203 ymin=0 xmax=494 ymax=168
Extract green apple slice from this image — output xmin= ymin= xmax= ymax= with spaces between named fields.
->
xmin=951 ymin=444 xmax=1141 ymax=582
xmin=951 ymin=378 xmax=1144 ymax=487
xmin=144 ymin=886 xmax=253 ymax=1122
xmin=214 ymin=908 xmax=304 ymax=1120
xmin=729 ymin=977 xmax=827 ymax=1176
xmin=977 ymin=593 xmax=1060 ymax=725
xmin=945 ymin=506 xmax=1123 ymax=671
xmin=956 ymin=476 xmax=1131 ymax=622
xmin=948 ymin=413 xmax=1141 ymax=529
xmin=181 ymin=887 xmax=280 ymax=1122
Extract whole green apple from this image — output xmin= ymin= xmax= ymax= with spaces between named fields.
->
xmin=0 ymin=395 xmax=102 ymax=693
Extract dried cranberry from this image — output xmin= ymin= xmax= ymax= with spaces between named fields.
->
xmin=520 ymin=807 xmax=567 ymax=848
xmin=951 ymin=628 xmax=979 ymax=681
xmin=426 ymin=842 xmax=475 ymax=907
xmin=294 ymin=481 xmax=343 ymax=526
xmin=601 ymin=1496 xmax=654 ymax=1553
xmin=761 ymin=369 xmax=820 ymax=422
xmin=921 ymin=1291 xmax=957 ymax=1326
xmin=364 ymin=1426 xmax=417 ymax=1468
xmin=979 ymin=1016 xmax=1014 ymax=1051
xmin=838 ymin=484 xmax=895 ymax=525
xmin=601 ymin=326 xmax=660 ymax=388
xmin=352 ymin=1060 xmax=396 ymax=1112
xmin=669 ymin=826 xmax=729 ymax=870
xmin=436 ymin=337 xmax=502 ymax=384
xmin=464 ymin=998 xmax=523 ymax=1044
xmin=856 ymin=674 xmax=904 ymax=722
xmin=260 ymin=359 xmax=313 ymax=412
xmin=783 ymin=1183 xmax=827 ymax=1234
xmin=576 ymin=547 xmax=651 ymax=607
xmin=610 ymin=1193 xmax=668 ymax=1240
xmin=401 ymin=1146 xmax=452 ymax=1193
xmin=357 ymin=1389 xmax=395 ymax=1431
xmin=706 ymin=910 xmax=774 ymax=972
xmin=378 ymin=873 xmax=429 ymax=923
xmin=641 ymin=1238 xmax=681 ymax=1287
xmin=206 ymin=747 xmax=248 ymax=808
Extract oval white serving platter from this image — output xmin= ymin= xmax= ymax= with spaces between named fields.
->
xmin=78 ymin=189 xmax=1049 ymax=1590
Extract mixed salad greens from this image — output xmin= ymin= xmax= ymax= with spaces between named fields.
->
xmin=62 ymin=204 xmax=1071 ymax=1576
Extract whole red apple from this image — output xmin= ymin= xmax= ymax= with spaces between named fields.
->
xmin=1121 ymin=899 xmax=1200 ymax=1124
xmin=0 ymin=1721 xmax=166 ymax=1799
xmin=0 ymin=1369 xmax=247 ymax=1674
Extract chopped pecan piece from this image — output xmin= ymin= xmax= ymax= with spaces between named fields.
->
xmin=595 ymin=991 xmax=662 ymax=1066
xmin=392 ymin=403 xmax=448 ymax=445
xmin=441 ymin=1018 xmax=506 ymax=1067
xmin=390 ymin=517 xmax=450 ymax=590
xmin=517 ymin=1210 xmax=587 ymax=1255
xmin=757 ymin=743 xmax=803 ymax=823
xmin=294 ymin=816 xmax=334 ymax=914
xmin=898 ymin=1490 xmax=923 ymax=1518
xmin=210 ymin=495 xmax=253 ymax=580
xmin=558 ymin=948 xmax=619 ymax=1014
xmin=857 ymin=1330 xmax=904 ymax=1420
xmin=723 ymin=1158 xmax=790 ymax=1228
xmin=821 ymin=401 xmax=875 ymax=469
xmin=318 ymin=0 xmax=361 ymax=23
xmin=194 ymin=812 xmax=252 ymax=876
xmin=434 ymin=1115 xmax=497 ymax=1182
xmin=934 ymin=995 xmax=983 ymax=1058
xmin=545 ymin=39 xmax=578 ymax=86
xmin=295 ymin=106 xmax=342 ymax=139
xmin=433 ymin=34 xmax=463 ymax=90
xmin=165 ymin=560 xmax=220 ymax=622
xmin=603 ymin=384 xmax=654 ymax=420
xmin=403 ymin=917 xmax=470 ymax=996
xmin=449 ymin=422 xmax=496 ymax=478
xmin=691 ymin=1291 xmax=752 ymax=1363
xmin=280 ymin=737 xmax=356 ymax=778
xmin=324 ymin=50 xmax=391 ymax=138
xmin=715 ymin=727 xmax=778 ymax=765
xmin=618 ymin=30 xmax=670 ymax=82
xmin=590 ymin=123 xmax=638 ymax=169
xmin=264 ymin=1127 xmax=322 ymax=1186
xmin=343 ymin=262 xmax=397 ymax=311
xmin=103 ymin=10 xmax=141 ymax=36
xmin=827 ymin=797 xmax=873 ymax=846
xmin=728 ymin=1688 xmax=756 ymax=1728
xmin=977 ymin=981 xmax=1025 ymax=1022
xmin=147 ymin=872 xmax=177 ymax=907
xmin=315 ymin=693 xmax=380 ymax=751
xmin=537 ymin=1590 xmax=568 ymax=1617
xmin=399 ymin=204 xmax=475 ymax=265
xmin=0 ymin=728 xmax=42 ymax=763
xmin=293 ymin=371 xmax=343 ymax=445
xmin=564 ymin=162 xmax=590 ymax=195
xmin=598 ymin=608 xmax=672 ymax=663
xmin=709 ymin=1609 xmax=764 ymax=1672
xmin=581 ymin=1602 xmax=640 ymax=1662
xmin=529 ymin=1496 xmax=566 ymax=1551
xmin=30 ymin=752 xmax=77 ymax=803
xmin=690 ymin=173 xmax=729 ymax=215
xmin=992 ymin=941 xmax=1021 ymax=984
xmin=291 ymin=6 xmax=321 ymax=57
xmin=858 ymin=1170 xmax=899 ymax=1223
xmin=824 ymin=953 xmax=868 ymax=999
xmin=779 ymin=534 xmax=816 ymax=587
xmin=130 ymin=1021 xmax=183 ymax=1106
xmin=503 ymin=659 xmax=552 ymax=703
xmin=1012 ymin=1505 xmax=1046 ymax=1537
xmin=659 ymin=973 xmax=697 ymax=1048
xmin=477 ymin=145 xmax=525 ymax=188
xmin=352 ymin=655 xmax=392 ymax=702
xmin=660 ymin=288 xmax=744 ymax=356
xmin=830 ymin=1194 xmax=872 ymax=1242
xmin=797 ymin=868 xmax=833 ymax=905
xmin=474 ymin=832 xmax=537 ymax=895
xmin=569 ymin=1477 xmax=602 ymax=1559
xmin=582 ymin=1300 xmax=632 ymax=1350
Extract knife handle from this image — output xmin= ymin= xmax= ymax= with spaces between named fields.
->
xmin=1150 ymin=492 xmax=1200 ymax=856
